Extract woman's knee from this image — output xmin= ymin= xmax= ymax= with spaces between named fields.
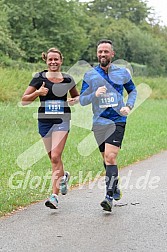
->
xmin=51 ymin=152 xmax=61 ymax=164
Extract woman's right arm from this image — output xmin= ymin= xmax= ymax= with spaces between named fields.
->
xmin=21 ymin=82 xmax=48 ymax=106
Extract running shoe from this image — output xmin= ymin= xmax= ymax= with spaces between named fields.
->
xmin=45 ymin=194 xmax=58 ymax=209
xmin=113 ymin=177 xmax=122 ymax=201
xmin=113 ymin=187 xmax=122 ymax=201
xmin=100 ymin=195 xmax=113 ymax=212
xmin=60 ymin=171 xmax=70 ymax=195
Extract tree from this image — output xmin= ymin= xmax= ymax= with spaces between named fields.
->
xmin=0 ymin=0 xmax=23 ymax=59
xmin=86 ymin=0 xmax=150 ymax=25
xmin=80 ymin=17 xmax=137 ymax=63
xmin=126 ymin=26 xmax=167 ymax=74
xmin=6 ymin=0 xmax=88 ymax=64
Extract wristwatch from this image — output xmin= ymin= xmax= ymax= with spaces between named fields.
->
xmin=126 ymin=104 xmax=133 ymax=110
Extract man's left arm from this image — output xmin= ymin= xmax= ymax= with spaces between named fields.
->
xmin=124 ymin=79 xmax=137 ymax=110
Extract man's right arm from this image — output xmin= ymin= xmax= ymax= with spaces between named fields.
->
xmin=79 ymin=77 xmax=96 ymax=106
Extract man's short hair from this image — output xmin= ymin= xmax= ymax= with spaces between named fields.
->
xmin=97 ymin=39 xmax=113 ymax=47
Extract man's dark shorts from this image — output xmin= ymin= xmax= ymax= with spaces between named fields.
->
xmin=92 ymin=122 xmax=126 ymax=152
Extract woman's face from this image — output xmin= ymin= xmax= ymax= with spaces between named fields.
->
xmin=46 ymin=52 xmax=62 ymax=72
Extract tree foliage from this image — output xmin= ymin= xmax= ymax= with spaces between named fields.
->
xmin=5 ymin=0 xmax=88 ymax=64
xmin=0 ymin=0 xmax=23 ymax=58
xmin=0 ymin=0 xmax=167 ymax=75
xmin=86 ymin=0 xmax=149 ymax=24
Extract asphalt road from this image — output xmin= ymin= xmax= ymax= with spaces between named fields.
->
xmin=0 ymin=151 xmax=167 ymax=252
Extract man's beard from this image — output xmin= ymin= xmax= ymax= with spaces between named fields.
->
xmin=99 ymin=57 xmax=110 ymax=67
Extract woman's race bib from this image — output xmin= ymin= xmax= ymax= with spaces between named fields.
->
xmin=45 ymin=100 xmax=64 ymax=114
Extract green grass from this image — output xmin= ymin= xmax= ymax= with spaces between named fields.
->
xmin=134 ymin=76 xmax=167 ymax=100
xmin=0 ymin=99 xmax=167 ymax=217
xmin=0 ymin=67 xmax=167 ymax=102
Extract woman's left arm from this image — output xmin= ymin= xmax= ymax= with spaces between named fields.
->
xmin=68 ymin=86 xmax=80 ymax=105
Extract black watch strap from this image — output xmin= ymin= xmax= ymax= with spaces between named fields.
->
xmin=126 ymin=104 xmax=133 ymax=110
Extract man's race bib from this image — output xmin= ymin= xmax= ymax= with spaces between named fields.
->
xmin=99 ymin=92 xmax=118 ymax=108
xmin=45 ymin=100 xmax=64 ymax=114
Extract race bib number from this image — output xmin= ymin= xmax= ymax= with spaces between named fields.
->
xmin=45 ymin=100 xmax=64 ymax=114
xmin=99 ymin=92 xmax=118 ymax=108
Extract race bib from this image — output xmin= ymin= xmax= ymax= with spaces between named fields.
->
xmin=45 ymin=100 xmax=64 ymax=114
xmin=99 ymin=92 xmax=118 ymax=108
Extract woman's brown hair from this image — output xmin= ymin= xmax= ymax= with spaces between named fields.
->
xmin=42 ymin=48 xmax=63 ymax=62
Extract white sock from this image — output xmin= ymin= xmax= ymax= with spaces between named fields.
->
xmin=62 ymin=175 xmax=66 ymax=181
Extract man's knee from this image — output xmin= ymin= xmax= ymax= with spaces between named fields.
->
xmin=105 ymin=152 xmax=117 ymax=164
